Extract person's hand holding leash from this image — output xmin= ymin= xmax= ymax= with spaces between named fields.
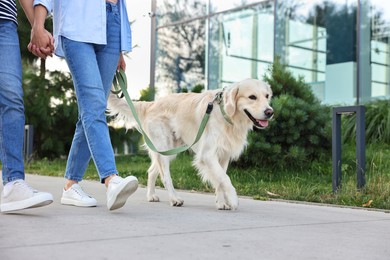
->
xmin=117 ymin=53 xmax=126 ymax=71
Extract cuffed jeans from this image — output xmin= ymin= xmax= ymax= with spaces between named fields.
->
xmin=0 ymin=19 xmax=25 ymax=185
xmin=62 ymin=3 xmax=121 ymax=183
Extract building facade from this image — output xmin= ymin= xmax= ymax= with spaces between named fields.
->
xmin=150 ymin=0 xmax=389 ymax=105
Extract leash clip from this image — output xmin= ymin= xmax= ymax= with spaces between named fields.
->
xmin=206 ymin=102 xmax=214 ymax=114
xmin=214 ymin=92 xmax=224 ymax=104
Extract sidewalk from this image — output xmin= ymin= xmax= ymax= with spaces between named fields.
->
xmin=1 ymin=174 xmax=390 ymax=260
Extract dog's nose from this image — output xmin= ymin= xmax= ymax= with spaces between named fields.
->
xmin=265 ymin=108 xmax=274 ymax=118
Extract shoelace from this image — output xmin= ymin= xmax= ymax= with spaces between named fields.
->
xmin=71 ymin=186 xmax=92 ymax=198
xmin=14 ymin=180 xmax=36 ymax=193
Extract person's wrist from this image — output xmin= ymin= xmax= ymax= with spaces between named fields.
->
xmin=32 ymin=24 xmax=45 ymax=32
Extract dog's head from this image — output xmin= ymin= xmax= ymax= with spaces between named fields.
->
xmin=224 ymin=78 xmax=273 ymax=129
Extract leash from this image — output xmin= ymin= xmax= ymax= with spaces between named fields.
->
xmin=214 ymin=92 xmax=233 ymax=125
xmin=112 ymin=69 xmax=214 ymax=156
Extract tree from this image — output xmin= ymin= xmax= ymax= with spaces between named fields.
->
xmin=23 ymin=67 xmax=78 ymax=159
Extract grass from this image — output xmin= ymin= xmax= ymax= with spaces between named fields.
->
xmin=22 ymin=143 xmax=390 ymax=211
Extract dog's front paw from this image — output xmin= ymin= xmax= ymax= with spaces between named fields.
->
xmin=147 ymin=194 xmax=160 ymax=202
xmin=216 ymin=202 xmax=231 ymax=210
xmin=170 ymin=197 xmax=184 ymax=207
xmin=226 ymin=194 xmax=239 ymax=210
xmin=216 ymin=194 xmax=239 ymax=210
xmin=216 ymin=202 xmax=238 ymax=210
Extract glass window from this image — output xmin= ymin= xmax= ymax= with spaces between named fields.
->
xmin=156 ymin=0 xmax=208 ymax=27
xmin=153 ymin=0 xmax=390 ymax=105
xmin=155 ymin=19 xmax=206 ymax=97
xmin=275 ymin=0 xmax=358 ymax=104
xmin=210 ymin=0 xmax=267 ymax=13
xmin=370 ymin=0 xmax=390 ymax=98
xmin=207 ymin=1 xmax=274 ymax=89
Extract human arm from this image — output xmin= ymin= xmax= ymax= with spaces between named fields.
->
xmin=18 ymin=0 xmax=35 ymax=26
xmin=27 ymin=3 xmax=54 ymax=58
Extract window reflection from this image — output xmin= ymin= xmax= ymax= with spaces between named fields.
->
xmin=155 ymin=19 xmax=206 ymax=97
xmin=371 ymin=0 xmax=390 ymax=98
xmin=208 ymin=1 xmax=274 ymax=89
xmin=152 ymin=0 xmax=390 ymax=104
xmin=155 ymin=0 xmax=208 ymax=27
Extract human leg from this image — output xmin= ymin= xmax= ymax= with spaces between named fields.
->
xmin=61 ymin=37 xmax=137 ymax=209
xmin=96 ymin=2 xmax=122 ymax=99
xmin=0 ymin=20 xmax=53 ymax=212
xmin=0 ymin=20 xmax=25 ymax=185
xmin=61 ymin=3 xmax=138 ymax=210
xmin=62 ymin=38 xmax=118 ymax=183
xmin=64 ymin=2 xmax=125 ymax=185
xmin=100 ymin=2 xmax=138 ymax=210
xmin=60 ymin=39 xmax=111 ymax=207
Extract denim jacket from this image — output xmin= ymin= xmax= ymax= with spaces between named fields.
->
xmin=33 ymin=0 xmax=132 ymax=57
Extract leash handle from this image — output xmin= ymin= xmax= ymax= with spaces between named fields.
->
xmin=113 ymin=69 xmax=212 ymax=156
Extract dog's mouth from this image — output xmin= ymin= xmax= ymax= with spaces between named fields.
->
xmin=244 ymin=109 xmax=269 ymax=129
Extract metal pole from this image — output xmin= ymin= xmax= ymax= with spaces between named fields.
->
xmin=332 ymin=106 xmax=366 ymax=193
xmin=149 ymin=0 xmax=157 ymax=100
xmin=24 ymin=125 xmax=34 ymax=161
xmin=356 ymin=105 xmax=366 ymax=189
xmin=332 ymin=108 xmax=342 ymax=192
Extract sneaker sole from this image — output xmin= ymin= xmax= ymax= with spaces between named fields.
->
xmin=1 ymin=193 xmax=53 ymax=213
xmin=61 ymin=197 xmax=97 ymax=207
xmin=107 ymin=177 xmax=138 ymax=211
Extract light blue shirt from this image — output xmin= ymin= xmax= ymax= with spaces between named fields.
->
xmin=33 ymin=0 xmax=132 ymax=57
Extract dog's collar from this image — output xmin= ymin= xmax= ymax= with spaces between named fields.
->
xmin=213 ymin=91 xmax=233 ymax=125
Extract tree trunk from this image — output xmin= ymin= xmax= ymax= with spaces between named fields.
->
xmin=39 ymin=58 xmax=46 ymax=78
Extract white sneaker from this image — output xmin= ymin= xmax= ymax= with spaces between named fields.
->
xmin=107 ymin=175 xmax=138 ymax=210
xmin=61 ymin=183 xmax=97 ymax=207
xmin=1 ymin=179 xmax=53 ymax=213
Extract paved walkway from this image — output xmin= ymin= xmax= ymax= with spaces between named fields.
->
xmin=1 ymin=174 xmax=390 ymax=260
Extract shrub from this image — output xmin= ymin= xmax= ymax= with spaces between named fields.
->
xmin=23 ymin=69 xmax=77 ymax=159
xmin=342 ymin=99 xmax=390 ymax=144
xmin=236 ymin=59 xmax=332 ymax=168
xmin=191 ymin=84 xmax=204 ymax=93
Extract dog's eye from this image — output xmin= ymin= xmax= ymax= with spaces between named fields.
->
xmin=266 ymin=94 xmax=269 ymax=99
xmin=249 ymin=95 xmax=257 ymax=100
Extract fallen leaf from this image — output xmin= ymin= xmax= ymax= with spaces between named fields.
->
xmin=266 ymin=191 xmax=280 ymax=197
xmin=362 ymin=200 xmax=373 ymax=207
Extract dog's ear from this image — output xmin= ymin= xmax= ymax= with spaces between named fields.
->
xmin=224 ymin=83 xmax=239 ymax=117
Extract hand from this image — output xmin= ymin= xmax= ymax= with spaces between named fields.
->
xmin=117 ymin=53 xmax=126 ymax=71
xmin=28 ymin=27 xmax=54 ymax=59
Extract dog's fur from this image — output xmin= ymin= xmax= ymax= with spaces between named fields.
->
xmin=108 ymin=78 xmax=273 ymax=210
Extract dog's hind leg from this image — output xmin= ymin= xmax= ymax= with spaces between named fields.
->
xmin=156 ymin=154 xmax=184 ymax=206
xmin=144 ymin=119 xmax=184 ymax=206
xmin=146 ymin=149 xmax=184 ymax=206
xmin=146 ymin=160 xmax=160 ymax=202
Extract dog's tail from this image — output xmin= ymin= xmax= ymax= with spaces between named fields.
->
xmin=107 ymin=93 xmax=152 ymax=131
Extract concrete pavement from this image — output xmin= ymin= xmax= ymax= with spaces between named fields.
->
xmin=1 ymin=174 xmax=390 ymax=260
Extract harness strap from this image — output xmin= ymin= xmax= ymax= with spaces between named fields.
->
xmin=112 ymin=69 xmax=213 ymax=156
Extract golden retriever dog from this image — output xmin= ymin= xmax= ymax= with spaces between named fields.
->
xmin=107 ymin=78 xmax=273 ymax=210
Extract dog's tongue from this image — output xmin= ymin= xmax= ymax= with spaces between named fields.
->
xmin=258 ymin=120 xmax=269 ymax=127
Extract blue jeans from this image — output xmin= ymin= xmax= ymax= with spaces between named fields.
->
xmin=0 ymin=20 xmax=25 ymax=185
xmin=62 ymin=3 xmax=121 ymax=183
